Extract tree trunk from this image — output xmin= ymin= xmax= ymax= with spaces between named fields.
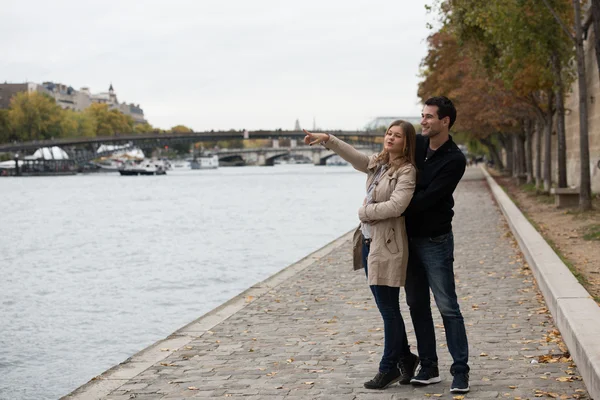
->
xmin=525 ymin=119 xmax=534 ymax=184
xmin=535 ymin=119 xmax=543 ymax=189
xmin=551 ymin=52 xmax=568 ymax=187
xmin=591 ymin=0 xmax=600 ymax=81
xmin=499 ymin=133 xmax=513 ymax=176
xmin=512 ymin=134 xmax=519 ymax=177
xmin=480 ymin=136 xmax=504 ymax=171
xmin=543 ymin=90 xmax=554 ymax=193
xmin=517 ymin=130 xmax=526 ymax=177
xmin=573 ymin=0 xmax=593 ymax=210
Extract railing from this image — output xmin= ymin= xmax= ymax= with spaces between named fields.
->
xmin=0 ymin=130 xmax=381 ymax=153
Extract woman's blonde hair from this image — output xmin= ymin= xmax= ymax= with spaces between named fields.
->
xmin=374 ymin=119 xmax=417 ymax=174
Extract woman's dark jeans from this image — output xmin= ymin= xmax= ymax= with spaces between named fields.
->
xmin=404 ymin=231 xmax=469 ymax=374
xmin=362 ymin=238 xmax=411 ymax=373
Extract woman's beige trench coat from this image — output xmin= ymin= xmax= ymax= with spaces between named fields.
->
xmin=324 ymin=134 xmax=416 ymax=287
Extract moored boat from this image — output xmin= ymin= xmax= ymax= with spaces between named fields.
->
xmin=118 ymin=159 xmax=167 ymax=176
xmin=190 ymin=154 xmax=219 ymax=170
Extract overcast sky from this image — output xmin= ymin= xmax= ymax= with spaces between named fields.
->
xmin=2 ymin=1 xmax=434 ymax=131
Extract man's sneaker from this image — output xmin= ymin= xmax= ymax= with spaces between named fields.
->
xmin=398 ymin=353 xmax=419 ymax=385
xmin=450 ymin=372 xmax=470 ymax=393
xmin=410 ymin=364 xmax=442 ymax=386
xmin=364 ymin=368 xmax=401 ymax=389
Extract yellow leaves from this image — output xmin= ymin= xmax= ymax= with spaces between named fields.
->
xmin=453 ymin=396 xmax=465 ymax=400
xmin=480 ymin=352 xmax=489 ymax=357
xmin=556 ymin=375 xmax=582 ymax=382
xmin=424 ymin=394 xmax=443 ymax=397
xmin=537 ymin=354 xmax=571 ymax=364
xmin=286 ymin=358 xmax=294 ymax=363
xmin=159 ymin=362 xmax=176 ymax=367
xmin=245 ymin=296 xmax=254 ymax=303
xmin=304 ymin=381 xmax=314 ymax=385
xmin=534 ymin=390 xmax=561 ymax=398
xmin=187 ymin=386 xmax=199 ymax=390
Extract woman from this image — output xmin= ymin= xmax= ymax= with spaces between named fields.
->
xmin=303 ymin=120 xmax=419 ymax=390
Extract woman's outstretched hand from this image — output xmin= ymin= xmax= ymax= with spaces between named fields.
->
xmin=303 ymin=129 xmax=330 ymax=146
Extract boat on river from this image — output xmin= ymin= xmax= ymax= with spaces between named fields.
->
xmin=189 ymin=154 xmax=219 ymax=170
xmin=118 ymin=159 xmax=167 ymax=176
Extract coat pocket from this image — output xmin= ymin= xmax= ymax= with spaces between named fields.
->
xmin=384 ymin=228 xmax=399 ymax=254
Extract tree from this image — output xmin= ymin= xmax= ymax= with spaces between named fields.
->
xmin=540 ymin=0 xmax=593 ymax=209
xmin=170 ymin=125 xmax=193 ymax=133
xmin=444 ymin=0 xmax=575 ymax=191
xmin=0 ymin=109 xmax=12 ymax=143
xmin=8 ymin=92 xmax=65 ymax=141
xmin=84 ymin=103 xmax=134 ymax=136
xmin=418 ymin=29 xmax=526 ymax=172
xmin=61 ymin=109 xmax=96 ymax=138
xmin=133 ymin=121 xmax=154 ymax=133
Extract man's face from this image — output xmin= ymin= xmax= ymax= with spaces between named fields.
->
xmin=421 ymin=105 xmax=449 ymax=138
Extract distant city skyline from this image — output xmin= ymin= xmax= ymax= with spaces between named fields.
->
xmin=1 ymin=1 xmax=434 ymax=131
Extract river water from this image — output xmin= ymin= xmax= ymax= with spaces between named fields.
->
xmin=0 ymin=165 xmax=365 ymax=400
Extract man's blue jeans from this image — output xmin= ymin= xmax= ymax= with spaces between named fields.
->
xmin=404 ymin=231 xmax=469 ymax=374
xmin=362 ymin=239 xmax=411 ymax=373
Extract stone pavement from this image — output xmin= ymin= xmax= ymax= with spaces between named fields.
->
xmin=67 ymin=168 xmax=591 ymax=399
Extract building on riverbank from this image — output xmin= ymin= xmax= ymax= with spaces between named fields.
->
xmin=0 ymin=82 xmax=146 ymax=124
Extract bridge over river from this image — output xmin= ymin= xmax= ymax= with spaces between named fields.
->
xmin=0 ymin=130 xmax=382 ymax=166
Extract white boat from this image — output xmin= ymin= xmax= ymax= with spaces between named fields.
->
xmin=171 ymin=160 xmax=189 ymax=169
xmin=189 ymin=154 xmax=219 ymax=170
xmin=92 ymin=158 xmax=124 ymax=171
xmin=118 ymin=159 xmax=167 ymax=176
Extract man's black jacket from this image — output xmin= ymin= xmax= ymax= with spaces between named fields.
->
xmin=404 ymin=134 xmax=466 ymax=238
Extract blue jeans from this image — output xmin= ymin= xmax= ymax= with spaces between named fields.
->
xmin=404 ymin=231 xmax=469 ymax=374
xmin=362 ymin=238 xmax=411 ymax=373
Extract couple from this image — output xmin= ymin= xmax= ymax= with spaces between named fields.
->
xmin=303 ymin=96 xmax=469 ymax=393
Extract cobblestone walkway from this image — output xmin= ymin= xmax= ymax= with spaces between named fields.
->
xmin=103 ymin=168 xmax=590 ymax=399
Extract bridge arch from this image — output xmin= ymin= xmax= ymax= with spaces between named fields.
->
xmin=218 ymin=154 xmax=246 ymax=166
xmin=264 ymin=151 xmax=290 ymax=166
xmin=317 ymin=152 xmax=343 ymax=166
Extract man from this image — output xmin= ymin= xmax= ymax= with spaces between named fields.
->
xmin=402 ymin=96 xmax=470 ymax=393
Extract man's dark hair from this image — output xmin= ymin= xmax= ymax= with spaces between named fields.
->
xmin=424 ymin=96 xmax=457 ymax=129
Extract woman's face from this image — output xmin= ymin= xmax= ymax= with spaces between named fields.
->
xmin=384 ymin=125 xmax=405 ymax=155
